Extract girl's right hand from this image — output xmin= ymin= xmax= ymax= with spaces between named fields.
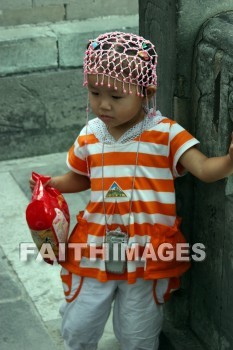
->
xmin=29 ymin=177 xmax=36 ymax=192
xmin=29 ymin=176 xmax=52 ymax=192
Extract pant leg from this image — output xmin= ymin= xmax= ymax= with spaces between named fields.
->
xmin=60 ymin=268 xmax=117 ymax=350
xmin=113 ymin=279 xmax=163 ymax=350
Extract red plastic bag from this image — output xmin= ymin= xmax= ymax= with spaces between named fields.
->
xmin=26 ymin=172 xmax=70 ymax=264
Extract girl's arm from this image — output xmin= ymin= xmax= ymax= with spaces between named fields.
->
xmin=49 ymin=171 xmax=90 ymax=193
xmin=179 ymin=134 xmax=233 ymax=183
xmin=30 ymin=171 xmax=90 ymax=193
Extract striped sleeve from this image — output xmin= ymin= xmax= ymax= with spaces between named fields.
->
xmin=169 ymin=121 xmax=199 ymax=178
xmin=66 ymin=126 xmax=89 ymax=176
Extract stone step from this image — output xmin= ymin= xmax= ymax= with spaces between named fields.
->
xmin=0 ymin=0 xmax=138 ymax=27
xmin=0 ymin=15 xmax=138 ymax=161
xmin=0 ymin=15 xmax=138 ymax=76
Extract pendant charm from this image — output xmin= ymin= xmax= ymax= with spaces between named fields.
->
xmin=105 ymin=230 xmax=128 ymax=274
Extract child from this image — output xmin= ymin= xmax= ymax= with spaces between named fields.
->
xmin=30 ymin=32 xmax=233 ymax=350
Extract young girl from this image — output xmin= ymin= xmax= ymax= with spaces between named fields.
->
xmin=30 ymin=32 xmax=233 ymax=350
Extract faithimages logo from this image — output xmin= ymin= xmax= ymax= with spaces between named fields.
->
xmin=19 ymin=242 xmax=206 ymax=263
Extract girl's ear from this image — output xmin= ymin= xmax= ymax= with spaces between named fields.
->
xmin=144 ymin=85 xmax=157 ymax=100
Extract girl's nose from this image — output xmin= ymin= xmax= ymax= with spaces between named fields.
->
xmin=99 ymin=98 xmax=111 ymax=111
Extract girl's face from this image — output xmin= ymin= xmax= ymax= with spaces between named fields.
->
xmin=87 ymin=74 xmax=145 ymax=134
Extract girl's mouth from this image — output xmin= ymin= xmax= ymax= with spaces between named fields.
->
xmin=99 ymin=115 xmax=114 ymax=122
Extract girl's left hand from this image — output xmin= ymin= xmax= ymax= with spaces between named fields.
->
xmin=229 ymin=132 xmax=233 ymax=163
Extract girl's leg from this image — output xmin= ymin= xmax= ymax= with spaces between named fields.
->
xmin=60 ymin=269 xmax=117 ymax=350
xmin=113 ymin=279 xmax=163 ymax=350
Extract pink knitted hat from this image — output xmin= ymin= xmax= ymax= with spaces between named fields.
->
xmin=83 ymin=31 xmax=158 ymax=96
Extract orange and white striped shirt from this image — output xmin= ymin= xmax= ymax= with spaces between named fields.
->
xmin=61 ymin=112 xmax=199 ymax=283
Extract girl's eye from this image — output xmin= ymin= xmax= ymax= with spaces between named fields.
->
xmin=112 ymin=96 xmax=122 ymax=99
xmin=90 ymin=91 xmax=99 ymax=96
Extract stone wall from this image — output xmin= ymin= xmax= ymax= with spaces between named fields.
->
xmin=139 ymin=0 xmax=233 ymax=126
xmin=0 ymin=1 xmax=138 ymax=161
xmin=0 ymin=0 xmax=138 ymax=26
xmin=191 ymin=12 xmax=233 ymax=350
xmin=0 ymin=15 xmax=138 ymax=160
xmin=140 ymin=1 xmax=233 ymax=350
xmin=139 ymin=0 xmax=177 ymax=119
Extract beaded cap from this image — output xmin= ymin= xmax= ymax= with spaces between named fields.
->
xmin=83 ymin=31 xmax=158 ymax=96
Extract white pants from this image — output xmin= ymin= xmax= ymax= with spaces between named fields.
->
xmin=59 ymin=268 xmax=164 ymax=350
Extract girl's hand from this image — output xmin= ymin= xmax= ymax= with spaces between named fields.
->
xmin=29 ymin=176 xmax=36 ymax=192
xmin=29 ymin=172 xmax=90 ymax=194
xmin=229 ymin=132 xmax=233 ymax=163
xmin=29 ymin=176 xmax=52 ymax=192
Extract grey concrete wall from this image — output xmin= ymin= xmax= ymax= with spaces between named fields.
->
xmin=0 ymin=16 xmax=138 ymax=160
xmin=0 ymin=0 xmax=138 ymax=26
